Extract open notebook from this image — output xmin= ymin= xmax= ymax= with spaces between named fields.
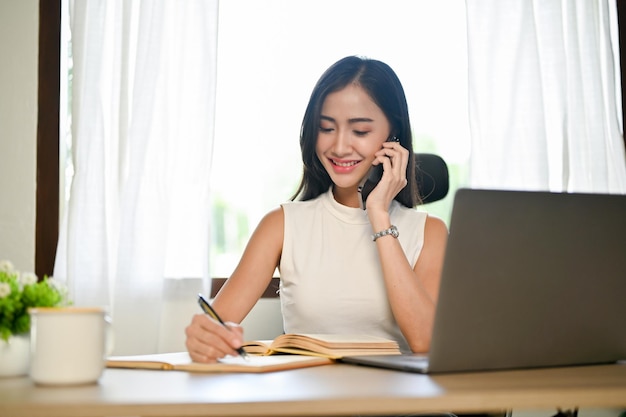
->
xmin=341 ymin=188 xmax=626 ymax=374
xmin=241 ymin=333 xmax=400 ymax=358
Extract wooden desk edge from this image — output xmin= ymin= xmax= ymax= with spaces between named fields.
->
xmin=2 ymin=391 xmax=625 ymax=417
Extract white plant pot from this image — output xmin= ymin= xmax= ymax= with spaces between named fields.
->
xmin=0 ymin=334 xmax=30 ymax=377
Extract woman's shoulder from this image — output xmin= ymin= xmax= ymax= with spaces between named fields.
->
xmin=259 ymin=206 xmax=284 ymax=226
xmin=424 ymin=214 xmax=449 ymax=239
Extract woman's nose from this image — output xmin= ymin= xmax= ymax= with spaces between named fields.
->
xmin=333 ymin=130 xmax=352 ymax=155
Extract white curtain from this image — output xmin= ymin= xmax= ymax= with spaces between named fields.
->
xmin=466 ymin=0 xmax=626 ymax=193
xmin=55 ymin=0 xmax=219 ymax=355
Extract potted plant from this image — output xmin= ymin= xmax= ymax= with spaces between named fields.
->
xmin=0 ymin=260 xmax=71 ymax=377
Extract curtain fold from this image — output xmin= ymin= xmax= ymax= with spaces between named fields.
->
xmin=466 ymin=0 xmax=626 ymax=193
xmin=55 ymin=0 xmax=219 ymax=355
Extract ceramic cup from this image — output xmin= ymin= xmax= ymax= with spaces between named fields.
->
xmin=29 ymin=307 xmax=111 ymax=385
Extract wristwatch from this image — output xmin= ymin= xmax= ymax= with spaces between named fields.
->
xmin=372 ymin=225 xmax=399 ymax=241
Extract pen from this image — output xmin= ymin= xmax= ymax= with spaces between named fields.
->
xmin=197 ymin=293 xmax=249 ymax=359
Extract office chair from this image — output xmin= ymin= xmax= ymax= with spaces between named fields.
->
xmin=415 ymin=153 xmax=449 ymax=204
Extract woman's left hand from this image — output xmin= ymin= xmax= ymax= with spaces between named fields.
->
xmin=365 ymin=140 xmax=409 ymax=214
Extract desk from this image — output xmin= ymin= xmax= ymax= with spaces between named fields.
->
xmin=1 ymin=363 xmax=625 ymax=417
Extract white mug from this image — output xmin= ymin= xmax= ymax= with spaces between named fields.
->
xmin=29 ymin=307 xmax=111 ymax=385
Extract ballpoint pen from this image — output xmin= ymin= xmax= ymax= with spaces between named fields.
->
xmin=197 ymin=293 xmax=249 ymax=359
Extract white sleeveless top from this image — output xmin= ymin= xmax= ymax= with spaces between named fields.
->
xmin=279 ymin=188 xmax=428 ymax=353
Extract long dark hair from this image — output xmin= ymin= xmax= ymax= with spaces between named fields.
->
xmin=291 ymin=56 xmax=420 ymax=207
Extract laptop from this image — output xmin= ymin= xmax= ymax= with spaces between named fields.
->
xmin=341 ymin=188 xmax=626 ymax=373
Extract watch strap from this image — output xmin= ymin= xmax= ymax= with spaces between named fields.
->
xmin=372 ymin=225 xmax=399 ymax=241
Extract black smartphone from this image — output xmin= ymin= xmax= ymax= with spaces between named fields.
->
xmin=358 ymin=136 xmax=399 ymax=209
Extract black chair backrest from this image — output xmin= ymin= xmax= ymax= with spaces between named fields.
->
xmin=415 ymin=153 xmax=449 ymax=204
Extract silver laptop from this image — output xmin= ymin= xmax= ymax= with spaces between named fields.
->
xmin=341 ymin=188 xmax=626 ymax=373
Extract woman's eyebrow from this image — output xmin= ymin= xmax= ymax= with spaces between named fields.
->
xmin=348 ymin=117 xmax=374 ymax=123
xmin=320 ymin=115 xmax=375 ymax=124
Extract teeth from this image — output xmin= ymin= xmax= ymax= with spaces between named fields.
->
xmin=333 ymin=160 xmax=359 ymax=167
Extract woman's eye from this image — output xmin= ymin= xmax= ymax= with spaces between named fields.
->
xmin=354 ymin=130 xmax=369 ymax=137
xmin=319 ymin=126 xmax=333 ymax=133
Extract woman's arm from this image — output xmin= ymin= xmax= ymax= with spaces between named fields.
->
xmin=376 ymin=216 xmax=448 ymax=352
xmin=365 ymin=141 xmax=448 ymax=353
xmin=374 ymin=215 xmax=448 ymax=353
xmin=185 ymin=207 xmax=284 ymax=362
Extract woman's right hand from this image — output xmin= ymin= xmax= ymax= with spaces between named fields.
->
xmin=185 ymin=313 xmax=245 ymax=363
xmin=184 ymin=207 xmax=284 ymax=363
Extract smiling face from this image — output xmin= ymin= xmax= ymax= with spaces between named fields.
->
xmin=315 ymin=83 xmax=391 ymax=192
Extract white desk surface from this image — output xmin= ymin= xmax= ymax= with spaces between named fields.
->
xmin=1 ymin=362 xmax=625 ymax=417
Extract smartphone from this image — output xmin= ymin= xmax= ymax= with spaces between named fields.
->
xmin=358 ymin=136 xmax=399 ymax=210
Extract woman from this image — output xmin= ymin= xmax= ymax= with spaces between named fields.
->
xmin=186 ymin=56 xmax=448 ymax=362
